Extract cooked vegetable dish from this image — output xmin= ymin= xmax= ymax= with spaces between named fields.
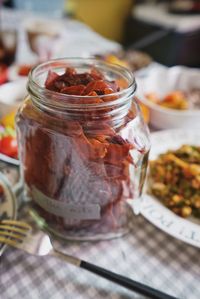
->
xmin=149 ymin=145 xmax=200 ymax=218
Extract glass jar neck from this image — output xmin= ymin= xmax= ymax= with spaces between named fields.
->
xmin=27 ymin=58 xmax=137 ymax=124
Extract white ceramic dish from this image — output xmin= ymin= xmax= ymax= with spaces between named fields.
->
xmin=141 ymin=129 xmax=200 ymax=248
xmin=0 ymin=172 xmax=17 ymax=255
xmin=136 ymin=66 xmax=200 ymax=129
xmin=0 ymin=80 xmax=27 ymax=117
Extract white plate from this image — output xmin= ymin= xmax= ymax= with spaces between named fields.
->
xmin=0 ymin=172 xmax=17 ymax=255
xmin=141 ymin=129 xmax=200 ymax=248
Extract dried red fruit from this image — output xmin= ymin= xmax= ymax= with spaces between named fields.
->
xmin=45 ymin=71 xmax=59 ymax=90
xmin=44 ymin=67 xmax=120 ymax=99
xmin=90 ymin=67 xmax=104 ymax=80
xmin=61 ymin=85 xmax=85 ymax=95
xmin=65 ymin=67 xmax=77 ymax=76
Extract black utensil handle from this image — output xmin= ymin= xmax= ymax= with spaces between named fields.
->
xmin=80 ymin=260 xmax=179 ymax=299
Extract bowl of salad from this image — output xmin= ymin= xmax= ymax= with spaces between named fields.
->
xmin=136 ymin=66 xmax=200 ymax=129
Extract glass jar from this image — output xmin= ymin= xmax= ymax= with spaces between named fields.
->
xmin=16 ymin=58 xmax=150 ymax=240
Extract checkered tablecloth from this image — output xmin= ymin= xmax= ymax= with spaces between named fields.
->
xmin=1 ymin=212 xmax=200 ymax=299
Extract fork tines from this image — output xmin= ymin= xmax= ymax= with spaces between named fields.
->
xmin=0 ymin=220 xmax=32 ymax=247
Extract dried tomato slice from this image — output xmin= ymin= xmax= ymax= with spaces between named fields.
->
xmin=61 ymin=85 xmax=85 ymax=95
xmin=104 ymin=135 xmax=133 ymax=165
xmin=65 ymin=67 xmax=77 ymax=76
xmin=84 ymin=80 xmax=111 ymax=95
xmin=45 ymin=71 xmax=59 ymax=91
xmin=90 ymin=67 xmax=104 ymax=80
xmin=44 ymin=67 xmax=120 ymax=98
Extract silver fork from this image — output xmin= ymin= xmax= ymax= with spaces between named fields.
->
xmin=0 ymin=218 xmax=178 ymax=299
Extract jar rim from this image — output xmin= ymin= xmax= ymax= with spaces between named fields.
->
xmin=28 ymin=57 xmax=137 ymax=109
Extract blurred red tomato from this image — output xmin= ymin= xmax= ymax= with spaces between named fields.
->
xmin=0 ymin=65 xmax=8 ymax=85
xmin=0 ymin=136 xmax=18 ymax=158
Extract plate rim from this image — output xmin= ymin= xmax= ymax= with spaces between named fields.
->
xmin=141 ymin=128 xmax=200 ymax=248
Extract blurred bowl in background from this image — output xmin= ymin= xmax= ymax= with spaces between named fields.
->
xmin=0 ymin=80 xmax=27 ymax=118
xmin=136 ymin=66 xmax=200 ymax=129
xmin=95 ymin=49 xmax=152 ymax=73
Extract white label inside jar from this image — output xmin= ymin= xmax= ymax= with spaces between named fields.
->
xmin=31 ymin=186 xmax=101 ymax=220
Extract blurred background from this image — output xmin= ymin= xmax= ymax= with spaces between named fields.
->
xmin=1 ymin=0 xmax=200 ymax=67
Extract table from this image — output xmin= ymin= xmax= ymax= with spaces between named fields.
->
xmin=1 ymin=207 xmax=200 ymax=299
